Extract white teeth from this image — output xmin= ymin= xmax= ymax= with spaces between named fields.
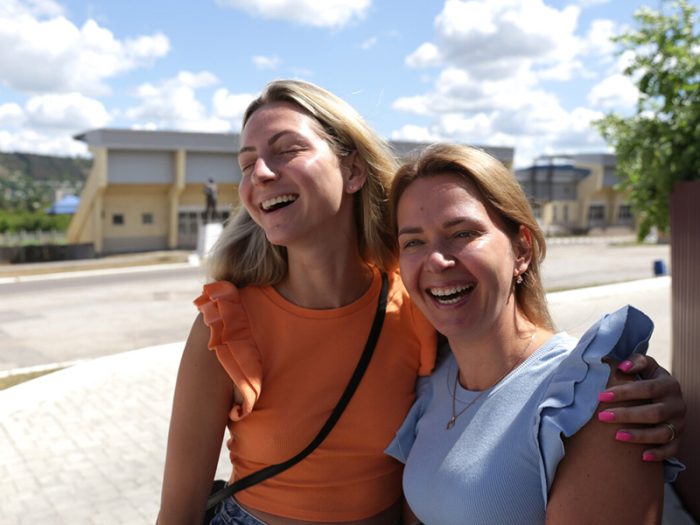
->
xmin=261 ymin=194 xmax=297 ymax=211
xmin=429 ymin=284 xmax=474 ymax=304
xmin=430 ymin=285 xmax=473 ymax=297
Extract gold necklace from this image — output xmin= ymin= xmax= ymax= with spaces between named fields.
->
xmin=446 ymin=332 xmax=537 ymax=431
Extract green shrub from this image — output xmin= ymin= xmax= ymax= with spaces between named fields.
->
xmin=0 ymin=210 xmax=72 ymax=233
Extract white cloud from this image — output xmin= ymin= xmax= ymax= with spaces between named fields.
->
xmin=392 ymin=0 xmax=624 ymax=166
xmin=25 ymin=93 xmax=111 ymax=130
xmin=393 ymin=82 xmax=608 ymax=167
xmin=215 ymin=0 xmax=371 ymax=28
xmin=588 ymin=74 xmax=638 ymax=109
xmin=252 ymin=55 xmax=281 ymax=69
xmin=0 ymin=103 xmax=26 ymax=127
xmin=0 ymin=129 xmax=89 ymax=156
xmin=125 ymin=72 xmax=230 ymax=132
xmin=3 ymin=0 xmax=64 ymax=17
xmin=0 ymin=94 xmax=110 ymax=155
xmin=413 ymin=0 xmax=583 ymax=81
xmin=583 ymin=19 xmax=617 ymax=58
xmin=394 ymin=66 xmax=539 ymax=117
xmin=437 ymin=112 xmax=494 ymax=137
xmin=391 ymin=124 xmax=441 ymax=143
xmin=405 ymin=42 xmax=442 ymax=68
xmin=437 ymin=0 xmax=498 ymax=38
xmin=212 ymin=89 xmax=256 ymax=126
xmin=0 ymin=0 xmax=169 ymax=95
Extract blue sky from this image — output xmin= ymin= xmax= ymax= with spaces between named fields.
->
xmin=0 ymin=0 xmax=662 ymax=166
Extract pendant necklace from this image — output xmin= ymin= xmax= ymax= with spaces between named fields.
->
xmin=446 ymin=332 xmax=536 ymax=431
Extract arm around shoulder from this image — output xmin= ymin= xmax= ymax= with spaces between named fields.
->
xmin=157 ymin=314 xmax=237 ymax=525
xmin=545 ymin=366 xmax=664 ymax=525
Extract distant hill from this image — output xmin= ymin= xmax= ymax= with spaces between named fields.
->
xmin=0 ymin=152 xmax=91 ymax=185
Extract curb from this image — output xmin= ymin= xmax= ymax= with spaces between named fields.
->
xmin=0 ymin=261 xmax=197 ymax=284
xmin=547 ymin=276 xmax=671 ymax=302
xmin=0 ymin=250 xmax=193 ymax=279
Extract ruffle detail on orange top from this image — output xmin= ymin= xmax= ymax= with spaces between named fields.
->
xmin=194 ymin=281 xmax=262 ymax=421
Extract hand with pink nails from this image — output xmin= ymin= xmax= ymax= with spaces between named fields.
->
xmin=597 ymin=353 xmax=686 ymax=461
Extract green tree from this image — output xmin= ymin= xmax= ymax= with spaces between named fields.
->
xmin=596 ymin=0 xmax=700 ymax=239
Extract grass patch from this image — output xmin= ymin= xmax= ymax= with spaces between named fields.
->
xmin=0 ymin=368 xmax=63 ymax=390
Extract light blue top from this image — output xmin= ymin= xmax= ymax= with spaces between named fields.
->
xmin=386 ymin=306 xmax=684 ymax=525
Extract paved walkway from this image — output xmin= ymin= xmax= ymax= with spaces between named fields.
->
xmin=0 ymin=277 xmax=695 ymax=524
xmin=0 ymin=342 xmax=231 ymax=524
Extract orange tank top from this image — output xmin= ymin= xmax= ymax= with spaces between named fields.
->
xmin=195 ymin=269 xmax=436 ymax=521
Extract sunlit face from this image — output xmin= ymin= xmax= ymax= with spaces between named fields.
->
xmin=397 ymin=173 xmax=526 ymax=342
xmin=237 ymin=102 xmax=354 ymax=247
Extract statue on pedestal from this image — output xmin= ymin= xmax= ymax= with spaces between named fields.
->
xmin=203 ymin=178 xmax=218 ymax=223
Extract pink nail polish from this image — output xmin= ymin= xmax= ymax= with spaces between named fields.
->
xmin=598 ymin=391 xmax=615 ymax=402
xmin=642 ymin=452 xmax=656 ymax=462
xmin=616 ymin=431 xmax=633 ymax=442
xmin=618 ymin=360 xmax=634 ymax=373
xmin=598 ymin=410 xmax=616 ymax=422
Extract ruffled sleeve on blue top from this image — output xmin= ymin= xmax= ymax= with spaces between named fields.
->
xmin=536 ymin=305 xmax=685 ymax=504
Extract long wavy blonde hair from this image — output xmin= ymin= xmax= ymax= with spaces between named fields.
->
xmin=207 ymin=79 xmax=398 ymax=286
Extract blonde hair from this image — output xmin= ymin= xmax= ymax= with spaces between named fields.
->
xmin=207 ymin=79 xmax=398 ymax=286
xmin=389 ymin=143 xmax=554 ymax=329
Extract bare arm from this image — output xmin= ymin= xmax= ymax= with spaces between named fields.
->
xmin=546 ymin=366 xmax=664 ymax=525
xmin=598 ymin=354 xmax=685 ymax=460
xmin=157 ymin=314 xmax=237 ymax=525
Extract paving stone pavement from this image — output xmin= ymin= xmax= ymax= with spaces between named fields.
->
xmin=0 ymin=343 xmax=230 ymax=524
xmin=0 ymin=278 xmax=695 ymax=524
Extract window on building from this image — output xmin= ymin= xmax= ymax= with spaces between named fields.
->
xmin=142 ymin=213 xmax=154 ymax=225
xmin=112 ymin=214 xmax=124 ymax=226
xmin=178 ymin=211 xmax=200 ymax=235
xmin=563 ymin=204 xmax=569 ymax=223
xmin=588 ymin=205 xmax=605 ymax=221
xmin=552 ymin=205 xmax=558 ymax=223
xmin=618 ymin=205 xmax=633 ymax=221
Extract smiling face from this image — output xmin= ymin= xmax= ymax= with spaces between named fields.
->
xmin=397 ymin=173 xmax=530 ymax=343
xmin=237 ymin=101 xmax=357 ymax=248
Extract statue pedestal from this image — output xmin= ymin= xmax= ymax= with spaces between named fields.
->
xmin=192 ymin=222 xmax=223 ymax=263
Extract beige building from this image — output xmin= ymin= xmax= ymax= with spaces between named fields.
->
xmin=68 ymin=129 xmax=242 ymax=254
xmin=516 ymin=153 xmax=634 ymax=235
xmin=68 ymin=129 xmax=515 ymax=255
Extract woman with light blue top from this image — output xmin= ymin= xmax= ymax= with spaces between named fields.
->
xmin=385 ymin=143 xmax=683 ymax=524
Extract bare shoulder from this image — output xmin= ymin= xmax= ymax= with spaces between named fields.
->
xmin=545 ymin=363 xmax=664 ymax=525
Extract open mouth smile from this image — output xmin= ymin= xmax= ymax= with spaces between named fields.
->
xmin=260 ymin=194 xmax=298 ymax=212
xmin=428 ymin=284 xmax=475 ymax=305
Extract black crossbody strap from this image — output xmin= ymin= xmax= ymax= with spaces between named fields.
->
xmin=206 ymin=271 xmax=389 ymax=510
